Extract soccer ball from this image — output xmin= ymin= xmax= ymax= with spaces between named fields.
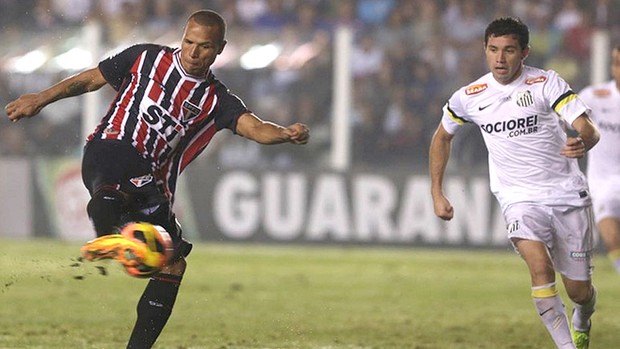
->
xmin=120 ymin=222 xmax=173 ymax=278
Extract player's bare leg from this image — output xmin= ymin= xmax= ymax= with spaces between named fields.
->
xmin=562 ymin=276 xmax=596 ymax=349
xmin=514 ymin=239 xmax=576 ymax=349
xmin=597 ymin=217 xmax=620 ymax=274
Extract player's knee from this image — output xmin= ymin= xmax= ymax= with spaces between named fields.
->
xmin=161 ymin=257 xmax=187 ymax=276
xmin=87 ymin=187 xmax=127 ymax=237
xmin=564 ymin=280 xmax=594 ymax=304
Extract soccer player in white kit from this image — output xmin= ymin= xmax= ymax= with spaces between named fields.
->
xmin=429 ymin=18 xmax=600 ymax=349
xmin=579 ymin=45 xmax=620 ymax=275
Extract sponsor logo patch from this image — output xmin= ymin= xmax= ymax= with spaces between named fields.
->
xmin=593 ymin=88 xmax=611 ymax=97
xmin=480 ymin=115 xmax=538 ymax=137
xmin=525 ymin=76 xmax=546 ymax=85
xmin=130 ymin=174 xmax=154 ymax=188
xmin=570 ymin=251 xmax=591 ymax=260
xmin=465 ymin=83 xmax=488 ymax=95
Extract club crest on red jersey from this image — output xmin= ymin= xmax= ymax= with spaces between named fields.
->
xmin=182 ymin=100 xmax=202 ymax=119
xmin=130 ymin=174 xmax=154 ymax=188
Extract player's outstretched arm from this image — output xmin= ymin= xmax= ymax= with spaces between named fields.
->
xmin=561 ymin=113 xmax=600 ymax=159
xmin=236 ymin=112 xmax=310 ymax=145
xmin=5 ymin=67 xmax=107 ymax=122
xmin=429 ymin=123 xmax=455 ymax=221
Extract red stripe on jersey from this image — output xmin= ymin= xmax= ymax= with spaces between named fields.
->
xmin=134 ymin=118 xmax=149 ymax=154
xmin=180 ymin=121 xmax=217 ymax=172
xmin=147 ymin=52 xmax=170 ymax=101
xmin=103 ymin=59 xmax=144 ymax=140
xmin=156 ymin=163 xmax=174 ymax=201
xmin=152 ymin=52 xmax=172 ymax=84
xmin=153 ymin=135 xmax=168 ymax=161
xmin=148 ymin=80 xmax=163 ymax=103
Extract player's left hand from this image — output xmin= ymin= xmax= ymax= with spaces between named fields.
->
xmin=284 ymin=123 xmax=310 ymax=144
xmin=560 ymin=136 xmax=586 ymax=159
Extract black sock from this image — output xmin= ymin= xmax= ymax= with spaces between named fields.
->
xmin=126 ymin=273 xmax=182 ymax=349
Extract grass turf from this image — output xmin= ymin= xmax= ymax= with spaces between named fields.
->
xmin=0 ymin=239 xmax=618 ymax=349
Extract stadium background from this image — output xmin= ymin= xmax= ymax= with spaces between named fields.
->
xmin=1 ymin=0 xmax=618 ymax=248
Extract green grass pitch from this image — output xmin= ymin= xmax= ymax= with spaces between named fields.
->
xmin=1 ymin=239 xmax=618 ymax=348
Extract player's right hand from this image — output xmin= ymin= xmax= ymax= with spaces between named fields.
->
xmin=432 ymin=194 xmax=454 ymax=221
xmin=283 ymin=123 xmax=310 ymax=144
xmin=5 ymin=93 xmax=44 ymax=122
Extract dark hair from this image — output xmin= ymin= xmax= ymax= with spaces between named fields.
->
xmin=485 ymin=17 xmax=529 ymax=50
xmin=187 ymin=10 xmax=226 ymax=42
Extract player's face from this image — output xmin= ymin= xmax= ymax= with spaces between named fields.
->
xmin=612 ymin=49 xmax=620 ymax=88
xmin=485 ymin=34 xmax=529 ymax=85
xmin=180 ymin=20 xmax=226 ymax=77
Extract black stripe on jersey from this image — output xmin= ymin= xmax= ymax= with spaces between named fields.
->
xmin=158 ymin=145 xmax=174 ymax=165
xmin=163 ymin=117 xmax=215 ymax=196
xmin=121 ymin=50 xmax=159 ymax=140
xmin=125 ymin=70 xmax=150 ymax=140
xmin=160 ymin=69 xmax=182 ymax=110
xmin=144 ymin=125 xmax=159 ymax=156
xmin=190 ymin=82 xmax=208 ymax=105
xmin=170 ymin=115 xmax=216 ymax=169
xmin=139 ymin=50 xmax=157 ymax=78
xmin=447 ymin=104 xmax=469 ymax=124
xmin=124 ymin=85 xmax=146 ymax=139
xmin=94 ymin=78 xmax=132 ymax=140
xmin=551 ymin=90 xmax=575 ymax=111
xmin=163 ymin=142 xmax=185 ymax=202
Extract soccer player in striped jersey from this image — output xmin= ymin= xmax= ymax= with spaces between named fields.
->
xmin=5 ymin=9 xmax=309 ymax=349
xmin=429 ymin=17 xmax=599 ymax=349
xmin=579 ymin=45 xmax=620 ymax=275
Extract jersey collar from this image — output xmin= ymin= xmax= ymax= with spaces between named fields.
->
xmin=173 ymin=48 xmax=211 ymax=82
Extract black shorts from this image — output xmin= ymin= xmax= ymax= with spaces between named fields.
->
xmin=82 ymin=139 xmax=192 ymax=259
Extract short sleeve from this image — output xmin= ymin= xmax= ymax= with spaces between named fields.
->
xmin=544 ymin=70 xmax=590 ymax=125
xmin=441 ymin=90 xmax=470 ymax=135
xmin=212 ymin=80 xmax=251 ymax=133
xmin=98 ymin=44 xmax=163 ymax=90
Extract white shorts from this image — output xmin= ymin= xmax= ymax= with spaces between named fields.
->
xmin=589 ymin=177 xmax=620 ymax=223
xmin=504 ymin=203 xmax=594 ymax=281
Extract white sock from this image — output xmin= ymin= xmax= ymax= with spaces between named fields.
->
xmin=532 ymin=283 xmax=575 ymax=349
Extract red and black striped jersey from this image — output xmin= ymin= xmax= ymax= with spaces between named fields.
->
xmin=89 ymin=44 xmax=248 ymax=200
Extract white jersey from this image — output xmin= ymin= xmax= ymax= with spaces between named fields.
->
xmin=578 ymin=80 xmax=620 ymax=220
xmin=441 ymin=65 xmax=591 ymax=211
xmin=579 ymin=80 xmax=620 ymax=182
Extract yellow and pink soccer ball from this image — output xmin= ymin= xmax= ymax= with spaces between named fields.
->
xmin=120 ymin=222 xmax=173 ymax=277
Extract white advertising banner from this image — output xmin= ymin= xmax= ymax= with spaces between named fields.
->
xmin=187 ymin=167 xmax=510 ymax=248
xmin=0 ymin=158 xmax=33 ymax=238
